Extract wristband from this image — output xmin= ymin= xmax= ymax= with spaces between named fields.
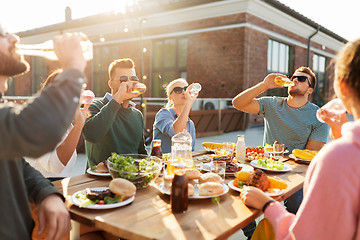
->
xmin=262 ymin=200 xmax=276 ymax=212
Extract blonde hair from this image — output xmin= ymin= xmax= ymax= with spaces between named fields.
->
xmin=164 ymin=78 xmax=188 ymax=109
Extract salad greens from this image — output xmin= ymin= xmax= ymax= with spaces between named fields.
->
xmin=107 ymin=153 xmax=160 ymax=189
xmin=257 ymin=157 xmax=284 ymax=170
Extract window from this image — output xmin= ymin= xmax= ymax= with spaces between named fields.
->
xmin=267 ymin=39 xmax=291 ymax=96
xmin=32 ymin=57 xmax=48 ymax=94
xmin=312 ymin=54 xmax=327 ymax=106
xmin=151 ymin=37 xmax=187 ymax=98
xmin=92 ymin=45 xmax=121 ymax=96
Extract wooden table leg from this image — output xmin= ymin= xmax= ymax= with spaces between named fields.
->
xmin=70 ymin=220 xmax=80 ymax=240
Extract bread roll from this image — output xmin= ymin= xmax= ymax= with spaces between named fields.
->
xmin=199 ymin=182 xmax=224 ymax=196
xmin=188 ymin=183 xmax=194 ymax=196
xmin=94 ymin=161 xmax=108 ymax=173
xmin=199 ymin=172 xmax=222 ymax=184
xmin=185 ymin=168 xmax=202 ymax=180
xmin=109 ymin=178 xmax=136 ymax=198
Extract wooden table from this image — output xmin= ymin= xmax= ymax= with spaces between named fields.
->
xmin=53 ymin=152 xmax=309 ymax=240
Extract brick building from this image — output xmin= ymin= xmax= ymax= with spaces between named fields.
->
xmin=11 ymin=0 xmax=347 ymax=127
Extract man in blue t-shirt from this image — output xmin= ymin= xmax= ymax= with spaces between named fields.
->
xmin=232 ymin=66 xmax=328 ymax=238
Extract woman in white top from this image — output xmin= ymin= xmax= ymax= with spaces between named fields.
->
xmin=25 ymin=69 xmax=90 ymax=178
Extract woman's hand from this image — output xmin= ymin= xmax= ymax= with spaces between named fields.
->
xmin=317 ymin=109 xmax=347 ymax=139
xmin=240 ymin=186 xmax=273 ymax=210
xmin=184 ymin=83 xmax=199 ymax=104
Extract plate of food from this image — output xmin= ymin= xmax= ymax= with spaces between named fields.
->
xmin=229 ymin=170 xmax=287 ymax=196
xmin=87 ymin=161 xmax=111 ymax=176
xmin=202 ymin=162 xmax=254 ymax=176
xmin=228 ymin=180 xmax=283 ymax=196
xmin=289 ymin=149 xmax=318 ymax=164
xmin=71 ymin=179 xmax=136 ymax=209
xmin=158 ymin=172 xmax=229 ymax=199
xmin=250 ymin=158 xmax=292 ymax=173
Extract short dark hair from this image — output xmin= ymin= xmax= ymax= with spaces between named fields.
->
xmin=294 ymin=66 xmax=317 ymax=89
xmin=108 ymin=58 xmax=135 ymax=80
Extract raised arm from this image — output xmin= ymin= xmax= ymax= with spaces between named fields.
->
xmin=173 ymin=84 xmax=198 ymax=133
xmin=55 ymin=103 xmax=89 ymax=165
xmin=232 ymin=74 xmax=283 ymax=113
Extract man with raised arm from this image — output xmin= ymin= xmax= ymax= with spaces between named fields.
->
xmin=0 ymin=25 xmax=87 ymax=240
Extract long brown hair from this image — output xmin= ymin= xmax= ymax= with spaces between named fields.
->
xmin=40 ymin=69 xmax=63 ymax=90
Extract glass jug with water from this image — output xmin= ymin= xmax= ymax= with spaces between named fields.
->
xmin=167 ymin=130 xmax=194 ymax=174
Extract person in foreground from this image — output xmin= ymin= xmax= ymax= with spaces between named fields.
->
xmin=153 ymin=78 xmax=198 ymax=153
xmin=25 ymin=69 xmax=90 ymax=179
xmin=82 ymin=58 xmax=147 ymax=169
xmin=240 ymin=39 xmax=360 ymax=240
xmin=0 ymin=26 xmax=87 ymax=239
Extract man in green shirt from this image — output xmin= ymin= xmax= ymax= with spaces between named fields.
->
xmin=83 ymin=58 xmax=147 ymax=168
xmin=0 ymin=26 xmax=87 ymax=239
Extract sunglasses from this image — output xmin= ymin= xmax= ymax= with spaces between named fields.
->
xmin=290 ymin=75 xmax=312 ymax=87
xmin=171 ymin=86 xmax=188 ymax=94
xmin=117 ymin=75 xmax=139 ymax=83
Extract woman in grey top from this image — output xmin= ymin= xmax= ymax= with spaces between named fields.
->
xmin=153 ymin=78 xmax=199 ymax=153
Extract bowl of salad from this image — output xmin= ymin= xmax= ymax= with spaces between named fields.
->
xmin=107 ymin=153 xmax=162 ymax=189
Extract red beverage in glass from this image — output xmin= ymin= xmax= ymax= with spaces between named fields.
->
xmin=151 ymin=139 xmax=163 ymax=158
xmin=171 ymin=164 xmax=188 ymax=213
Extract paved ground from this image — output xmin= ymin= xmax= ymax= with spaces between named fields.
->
xmin=72 ymin=125 xmax=265 ymax=240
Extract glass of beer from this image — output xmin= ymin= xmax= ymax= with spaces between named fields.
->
xmin=132 ymin=82 xmax=147 ymax=94
xmin=275 ymin=76 xmax=294 ymax=87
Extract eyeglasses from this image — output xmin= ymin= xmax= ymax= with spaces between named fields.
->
xmin=290 ymin=75 xmax=312 ymax=87
xmin=171 ymin=86 xmax=188 ymax=94
xmin=117 ymin=75 xmax=139 ymax=83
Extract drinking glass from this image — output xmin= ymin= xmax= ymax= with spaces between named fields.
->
xmin=81 ymin=90 xmax=95 ymax=105
xmin=272 ymin=143 xmax=285 ymax=159
xmin=222 ymin=142 xmax=235 ymax=157
xmin=211 ymin=161 xmax=226 ymax=181
xmin=132 ymin=82 xmax=147 ymax=94
xmin=316 ymin=98 xmax=346 ymax=123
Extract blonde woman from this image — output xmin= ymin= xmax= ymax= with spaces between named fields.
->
xmin=153 ymin=78 xmax=199 ymax=153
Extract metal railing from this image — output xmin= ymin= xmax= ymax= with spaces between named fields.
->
xmin=3 ymin=96 xmax=236 ymax=132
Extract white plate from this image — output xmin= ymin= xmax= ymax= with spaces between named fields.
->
xmin=158 ymin=182 xmax=229 ymax=199
xmin=250 ymin=160 xmax=292 ymax=173
xmin=202 ymin=163 xmax=254 ymax=176
xmin=87 ymin=168 xmax=111 ymax=177
xmin=71 ymin=187 xmax=135 ymax=209
xmin=227 ymin=180 xmax=283 ymax=197
xmin=289 ymin=154 xmax=311 ymax=164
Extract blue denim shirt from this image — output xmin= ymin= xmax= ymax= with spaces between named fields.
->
xmin=153 ymin=108 xmax=196 ymax=153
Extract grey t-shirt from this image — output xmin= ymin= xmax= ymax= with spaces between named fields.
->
xmin=258 ymin=96 xmax=329 ymax=151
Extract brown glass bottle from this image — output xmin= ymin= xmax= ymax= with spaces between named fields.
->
xmin=151 ymin=139 xmax=163 ymax=158
xmin=171 ymin=164 xmax=188 ymax=213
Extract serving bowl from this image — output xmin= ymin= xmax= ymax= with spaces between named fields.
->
xmin=107 ymin=154 xmax=162 ymax=189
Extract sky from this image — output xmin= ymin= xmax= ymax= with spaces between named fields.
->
xmin=1 ymin=0 xmax=360 ymax=42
